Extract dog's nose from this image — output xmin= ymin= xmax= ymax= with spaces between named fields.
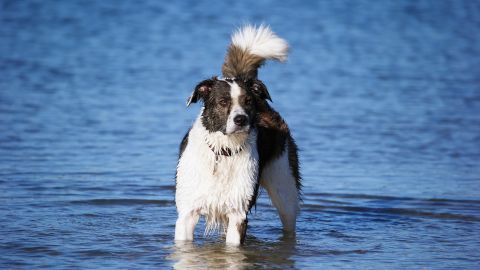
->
xmin=233 ymin=115 xmax=248 ymax=126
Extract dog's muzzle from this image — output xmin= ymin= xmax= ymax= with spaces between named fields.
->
xmin=226 ymin=112 xmax=250 ymax=134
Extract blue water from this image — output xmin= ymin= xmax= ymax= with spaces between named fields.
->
xmin=1 ymin=0 xmax=480 ymax=269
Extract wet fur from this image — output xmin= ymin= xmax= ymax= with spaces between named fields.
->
xmin=175 ymin=25 xmax=300 ymax=245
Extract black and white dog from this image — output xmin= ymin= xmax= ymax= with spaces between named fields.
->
xmin=175 ymin=25 xmax=301 ymax=245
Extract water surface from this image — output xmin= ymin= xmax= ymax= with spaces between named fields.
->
xmin=1 ymin=0 xmax=480 ymax=269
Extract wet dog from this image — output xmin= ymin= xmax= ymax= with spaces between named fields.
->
xmin=175 ymin=25 xmax=301 ymax=245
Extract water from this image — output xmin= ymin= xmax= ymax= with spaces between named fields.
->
xmin=1 ymin=0 xmax=480 ymax=269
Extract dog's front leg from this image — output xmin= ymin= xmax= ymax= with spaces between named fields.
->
xmin=226 ymin=212 xmax=248 ymax=245
xmin=175 ymin=211 xmax=199 ymax=241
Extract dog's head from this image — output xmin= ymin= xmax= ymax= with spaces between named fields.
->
xmin=187 ymin=77 xmax=271 ymax=135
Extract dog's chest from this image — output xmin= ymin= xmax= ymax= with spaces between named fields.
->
xmin=176 ymin=124 xmax=259 ymax=215
xmin=177 ymin=143 xmax=258 ymax=212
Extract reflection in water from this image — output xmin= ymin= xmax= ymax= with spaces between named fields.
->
xmin=171 ymin=242 xmax=247 ymax=270
xmin=169 ymin=236 xmax=297 ymax=269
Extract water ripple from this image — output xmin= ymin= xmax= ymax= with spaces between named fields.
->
xmin=69 ymin=198 xmax=173 ymax=206
xmin=1 ymin=0 xmax=480 ymax=269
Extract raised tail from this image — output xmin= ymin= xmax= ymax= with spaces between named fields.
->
xmin=222 ymin=25 xmax=289 ymax=80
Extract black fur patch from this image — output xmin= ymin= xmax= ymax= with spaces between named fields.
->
xmin=287 ymin=136 xmax=302 ymax=191
xmin=178 ymin=130 xmax=189 ymax=159
xmin=175 ymin=130 xmax=190 ymax=192
xmin=238 ymin=218 xmax=248 ymax=244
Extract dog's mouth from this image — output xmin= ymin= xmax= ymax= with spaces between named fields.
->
xmin=225 ymin=125 xmax=250 ymax=135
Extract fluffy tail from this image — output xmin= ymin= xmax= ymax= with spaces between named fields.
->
xmin=222 ymin=25 xmax=289 ymax=79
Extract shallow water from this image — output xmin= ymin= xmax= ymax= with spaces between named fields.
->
xmin=1 ymin=0 xmax=480 ymax=269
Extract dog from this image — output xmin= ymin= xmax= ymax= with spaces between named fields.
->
xmin=175 ymin=25 xmax=301 ymax=245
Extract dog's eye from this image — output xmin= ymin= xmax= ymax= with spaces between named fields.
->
xmin=245 ymin=97 xmax=252 ymax=105
xmin=219 ymin=99 xmax=229 ymax=107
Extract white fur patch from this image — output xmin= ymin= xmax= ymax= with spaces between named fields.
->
xmin=226 ymin=82 xmax=248 ymax=134
xmin=260 ymin=145 xmax=299 ymax=232
xmin=175 ymin=113 xmax=259 ymax=239
xmin=231 ymin=24 xmax=289 ymax=62
xmin=230 ymin=81 xmax=242 ymax=101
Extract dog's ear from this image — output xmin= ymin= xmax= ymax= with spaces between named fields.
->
xmin=251 ymin=79 xmax=272 ymax=102
xmin=186 ymin=78 xmax=216 ymax=106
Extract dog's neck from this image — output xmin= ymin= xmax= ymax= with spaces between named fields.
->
xmin=193 ymin=114 xmax=254 ymax=154
xmin=205 ymin=138 xmax=244 ymax=156
xmin=203 ymin=126 xmax=249 ymax=154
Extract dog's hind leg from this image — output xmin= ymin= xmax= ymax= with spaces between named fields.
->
xmin=175 ymin=210 xmax=199 ymax=241
xmin=260 ymin=152 xmax=299 ymax=233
